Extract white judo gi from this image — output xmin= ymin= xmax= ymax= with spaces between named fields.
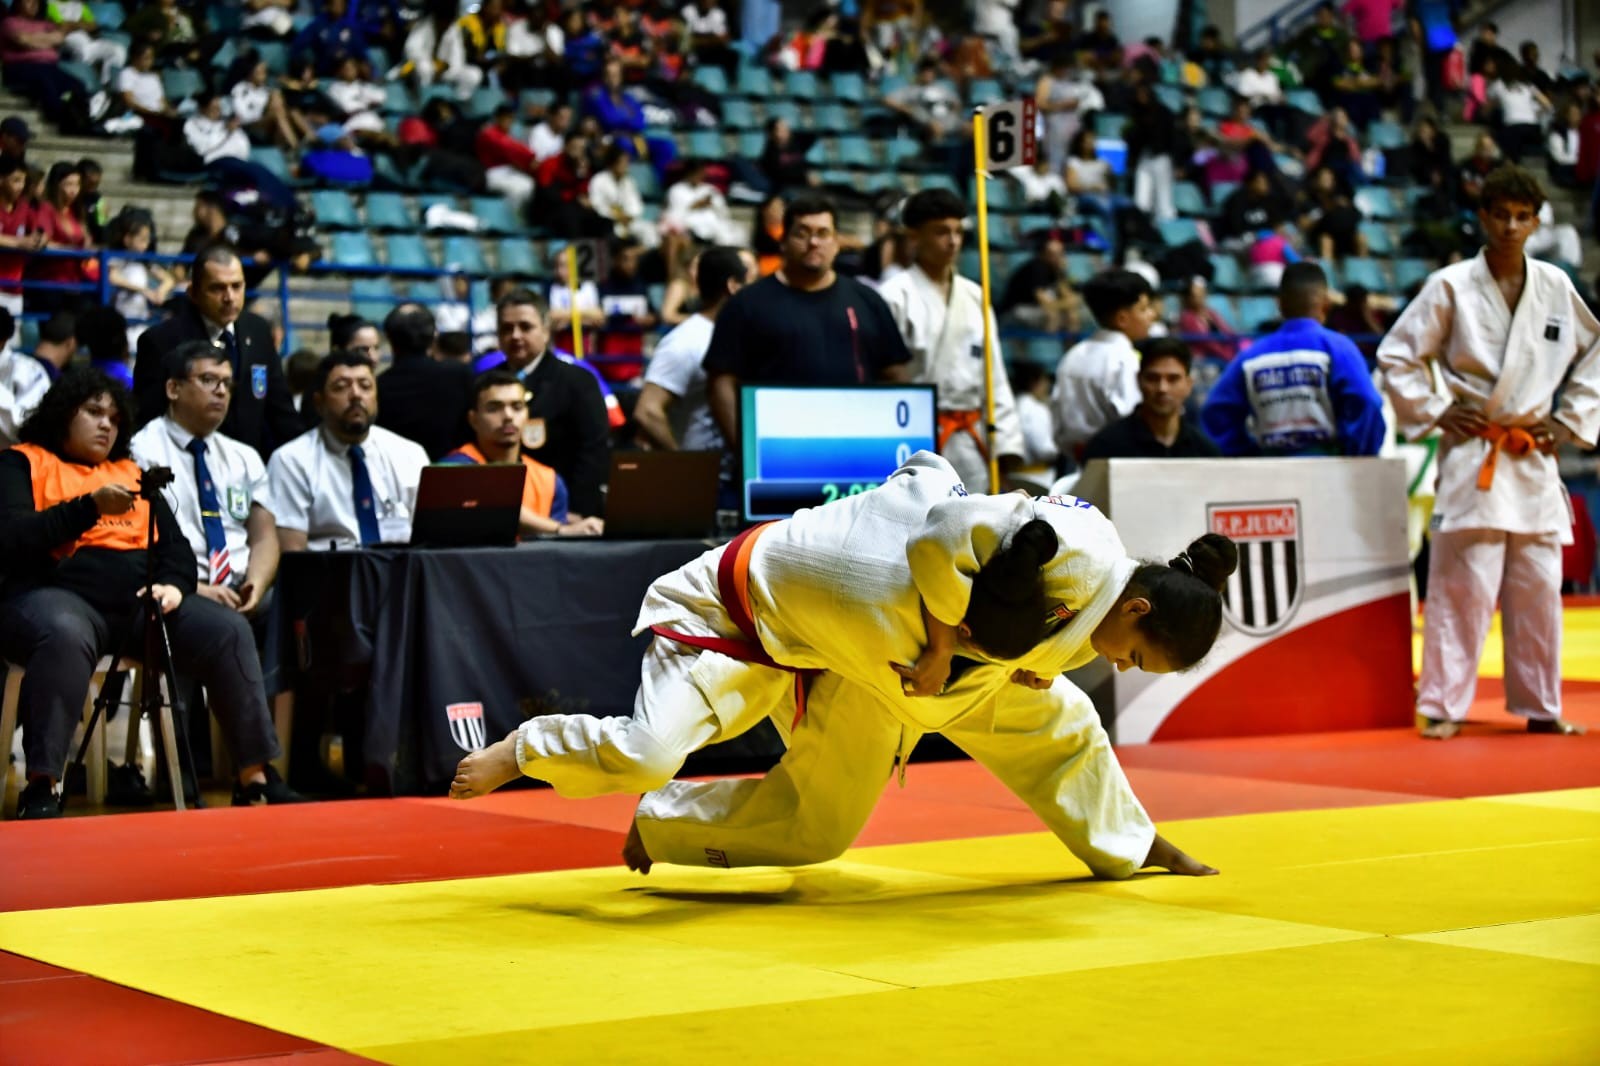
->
xmin=1378 ymin=251 xmax=1600 ymax=723
xmin=879 ymin=265 xmax=1025 ymax=493
xmin=512 ymin=451 xmax=1155 ymax=877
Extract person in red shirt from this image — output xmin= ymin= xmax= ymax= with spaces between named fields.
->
xmin=0 ymin=156 xmax=44 ymax=319
xmin=533 ymin=131 xmax=612 ymax=238
xmin=26 ymin=162 xmax=90 ymax=315
xmin=474 ymin=103 xmax=538 ymax=221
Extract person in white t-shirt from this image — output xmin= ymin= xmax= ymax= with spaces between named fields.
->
xmin=1051 ymin=269 xmax=1159 ymax=462
xmin=326 ymin=55 xmax=390 ymax=142
xmin=1485 ymin=67 xmax=1551 ymax=164
xmin=240 ymin=0 xmax=295 ymax=38
xmin=107 ymin=216 xmax=175 ymax=350
xmin=230 ymin=56 xmax=305 ymax=151
xmin=661 ymin=159 xmax=742 ymax=246
xmin=1009 ymin=158 xmax=1067 ymax=210
xmin=184 ymin=91 xmax=252 ymax=164
xmin=526 ymin=101 xmax=571 ymax=163
xmin=114 ymin=42 xmax=174 ymax=129
xmin=683 ymin=0 xmax=737 ymax=75
xmin=634 ymin=246 xmax=751 ymax=465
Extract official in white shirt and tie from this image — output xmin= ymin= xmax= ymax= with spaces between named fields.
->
xmin=267 ymin=352 xmax=429 ymax=551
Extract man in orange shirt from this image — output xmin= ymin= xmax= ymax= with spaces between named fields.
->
xmin=439 ymin=370 xmax=603 ymax=538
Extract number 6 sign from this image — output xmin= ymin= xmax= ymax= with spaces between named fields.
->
xmin=982 ymin=98 xmax=1037 ymax=170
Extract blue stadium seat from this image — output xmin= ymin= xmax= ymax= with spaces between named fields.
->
xmin=691 ymin=66 xmax=729 ymax=95
xmin=1353 ymin=187 xmax=1398 ymax=220
xmin=736 ymin=65 xmax=773 ymax=97
xmin=1358 ymin=221 xmax=1394 ymax=256
xmin=1235 ymin=295 xmax=1279 ymax=331
xmin=1153 ymin=84 xmax=1184 ymax=112
xmin=311 ymin=190 xmax=360 ymax=230
xmin=518 ymin=88 xmax=557 ymax=111
xmin=764 ymin=99 xmax=801 ymax=125
xmin=985 ymin=215 xmax=1019 ymax=249
xmin=351 ymin=278 xmax=395 ymax=321
xmin=1065 ymin=252 xmax=1100 ymax=283
xmin=631 ymin=165 xmax=661 ymax=202
xmin=1392 ymin=258 xmax=1430 ymax=291
xmin=1210 ymin=180 xmax=1239 ymax=206
xmin=162 ymin=68 xmax=204 ymax=102
xmin=370 ymin=152 xmax=411 ymax=190
xmin=721 ymin=98 xmax=757 ymax=129
xmin=836 ymin=135 xmax=874 ymax=169
xmin=914 ymin=173 xmax=961 ymax=196
xmin=364 ymin=192 xmax=413 ymax=230
xmin=497 ymin=239 xmax=538 ymax=276
xmin=89 ymin=1 xmax=124 ymax=29
xmin=1173 ymin=182 xmax=1207 ymax=217
xmin=1157 ymin=218 xmax=1201 ymax=246
xmin=471 ymin=196 xmax=521 ymax=235
xmin=984 ymin=178 xmax=1019 ymax=212
xmin=1017 ymin=214 xmax=1057 ymax=239
xmin=861 ymin=172 xmax=902 ymax=197
xmin=784 ymin=71 xmax=819 ymax=98
xmin=813 ymin=102 xmax=850 ymax=131
xmin=383 ymin=82 xmax=415 ymax=114
xmin=247 ymin=147 xmax=293 ymax=184
xmin=830 ymin=72 xmax=865 ymax=103
xmin=1196 ymin=87 xmax=1231 ymax=117
xmin=329 ymin=232 xmax=377 ymax=268
xmin=385 ymin=234 xmax=436 ymax=271
xmin=959 ymin=248 xmax=981 ymax=280
xmin=878 ymin=73 xmax=910 ymax=97
xmin=686 ymin=130 xmax=723 ymax=158
xmin=1023 ymin=336 xmax=1062 ymax=366
xmin=1366 ymin=120 xmax=1405 ymax=150
xmin=736 ymin=130 xmax=765 ymax=159
xmin=1205 ymin=293 xmax=1236 ymax=324
xmin=805 ymin=138 xmax=834 ymax=166
xmin=1208 ymin=254 xmax=1243 ymax=292
xmin=1094 ymin=112 xmax=1125 ymax=139
xmin=254 ymin=40 xmax=289 ymax=74
xmin=968 ymin=79 xmax=1003 ymax=106
xmin=886 ymin=138 xmax=921 ymax=166
xmin=1284 ymin=89 xmax=1323 ymax=116
xmin=367 ymin=45 xmax=391 ymax=74
xmin=466 ymin=86 xmax=508 ymax=120
xmin=58 ymin=60 xmax=100 ymax=93
xmin=1339 ymin=257 xmax=1390 ymax=291
xmin=442 ymin=236 xmax=488 ymax=275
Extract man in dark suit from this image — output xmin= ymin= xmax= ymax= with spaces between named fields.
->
xmin=133 ymin=244 xmax=301 ymax=457
xmin=375 ymin=302 xmax=474 ymax=460
xmin=496 ymin=289 xmax=610 ymax=517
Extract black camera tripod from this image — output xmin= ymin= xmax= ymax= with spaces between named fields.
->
xmin=64 ymin=465 xmax=200 ymax=813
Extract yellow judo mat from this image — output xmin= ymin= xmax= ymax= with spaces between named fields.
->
xmin=3 ymin=790 xmax=1598 ymax=1064
xmin=1415 ymin=606 xmax=1600 ymax=681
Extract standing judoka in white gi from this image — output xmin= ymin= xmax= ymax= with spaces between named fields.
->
xmin=452 ymin=451 xmax=1235 ymax=879
xmin=1377 ymin=165 xmax=1600 ymax=739
xmin=878 ymin=189 xmax=1024 ymax=493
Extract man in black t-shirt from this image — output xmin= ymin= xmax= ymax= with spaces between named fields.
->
xmin=1082 ymin=339 xmax=1221 ymax=461
xmin=703 ymin=193 xmax=912 ymax=447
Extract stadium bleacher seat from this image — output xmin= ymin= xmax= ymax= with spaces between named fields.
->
xmin=1353 ymin=187 xmax=1398 ymax=220
xmin=836 ymin=135 xmax=874 ymax=169
xmin=371 ymin=153 xmax=411 ymax=190
xmin=1197 ymin=87 xmax=1231 ymax=117
xmin=162 ymin=68 xmax=204 ymax=103
xmin=88 ymin=1 xmax=124 ymax=28
xmin=969 ymin=79 xmax=1003 ymax=106
xmin=814 ymin=101 xmax=850 ymax=131
xmin=1359 ymin=221 xmax=1395 ymax=256
xmin=1235 ymin=295 xmax=1279 ymax=331
xmin=735 ymin=130 xmax=765 ymax=160
xmin=385 ymin=233 xmax=436 ymax=271
xmin=984 ymin=179 xmax=1020 ymax=212
xmin=805 ymin=138 xmax=834 ymax=166
xmin=913 ymin=173 xmax=960 ymax=196
xmin=830 ymin=72 xmax=865 ymax=103
xmin=1174 ymin=182 xmax=1207 ymax=217
xmin=351 ymin=278 xmax=394 ymax=321
xmin=1065 ymin=252 xmax=1099 ymax=283
xmin=1093 ymin=112 xmax=1125 ymax=139
xmin=631 ymin=165 xmax=662 ymax=202
xmin=1284 ymin=89 xmax=1323 ymax=116
xmin=364 ymin=192 xmax=413 ymax=230
xmin=1153 ymin=84 xmax=1184 ymax=112
xmin=1338 ymin=257 xmax=1390 ymax=291
xmin=1208 ymin=254 xmax=1243 ymax=292
xmin=1157 ymin=218 xmax=1201 ymax=246
xmin=784 ymin=71 xmax=820 ymax=98
xmin=1206 ymin=293 xmax=1237 ymax=323
xmin=1393 ymin=258 xmax=1430 ymax=291
xmin=518 ymin=88 xmax=557 ymax=111
xmin=721 ymin=98 xmax=757 ymax=129
xmin=497 ymin=239 xmax=538 ymax=276
xmin=985 ymin=214 xmax=1019 ymax=249
xmin=255 ymin=39 xmax=288 ymax=74
xmin=959 ymin=248 xmax=980 ymax=280
xmin=311 ymin=190 xmax=361 ymax=230
xmin=686 ymin=130 xmax=723 ymax=159
xmin=886 ymin=138 xmax=921 ymax=167
xmin=442 ymin=236 xmax=488 ymax=275
xmin=248 ymin=147 xmax=294 ymax=185
xmin=764 ymin=99 xmax=801 ymax=125
xmin=1210 ymin=181 xmax=1239 ymax=206
xmin=329 ymin=232 xmax=377 ymax=269
xmin=736 ymin=65 xmax=774 ymax=98
xmin=1023 ymin=336 xmax=1062 ymax=366
xmin=1367 ymin=120 xmax=1405 ymax=150
xmin=692 ymin=66 xmax=729 ymax=95
xmin=383 ymin=82 xmax=415 ymax=114
xmin=470 ymin=196 xmax=521 ymax=235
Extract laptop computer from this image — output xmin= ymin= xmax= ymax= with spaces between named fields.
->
xmin=409 ymin=464 xmax=526 ymax=548
xmin=604 ymin=450 xmax=722 ymax=540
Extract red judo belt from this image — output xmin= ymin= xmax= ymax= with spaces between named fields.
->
xmin=650 ymin=522 xmax=814 ymax=730
xmin=1472 ymin=423 xmax=1538 ymax=491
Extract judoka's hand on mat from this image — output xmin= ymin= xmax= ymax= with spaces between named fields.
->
xmin=892 ymin=645 xmax=953 ymax=697
xmin=1009 ymin=669 xmax=1053 ymax=691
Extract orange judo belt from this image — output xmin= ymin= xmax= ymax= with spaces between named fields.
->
xmin=649 ymin=522 xmax=814 ymax=731
xmin=937 ymin=409 xmax=989 ymax=459
xmin=1472 ymin=423 xmax=1538 ymax=491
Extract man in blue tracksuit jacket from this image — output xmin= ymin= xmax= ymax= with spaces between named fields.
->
xmin=1201 ymin=262 xmax=1388 ymax=456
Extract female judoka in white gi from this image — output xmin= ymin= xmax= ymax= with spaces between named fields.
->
xmin=1377 ymin=164 xmax=1600 ymax=739
xmin=452 ymin=451 xmax=1237 ymax=879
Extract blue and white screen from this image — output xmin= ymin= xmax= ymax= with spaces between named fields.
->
xmin=740 ymin=385 xmax=937 ymax=521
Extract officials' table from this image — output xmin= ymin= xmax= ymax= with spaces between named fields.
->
xmin=276 ymin=540 xmax=717 ymax=794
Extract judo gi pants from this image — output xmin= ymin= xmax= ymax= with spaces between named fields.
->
xmin=1418 ymin=528 xmax=1563 ymax=723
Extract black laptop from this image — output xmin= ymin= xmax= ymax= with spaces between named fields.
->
xmin=604 ymin=451 xmax=722 ymax=539
xmin=409 ymin=464 xmax=526 ymax=548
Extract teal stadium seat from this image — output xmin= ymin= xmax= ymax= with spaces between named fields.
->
xmin=984 ymin=179 xmax=1020 ymax=212
xmin=1354 ymin=187 xmax=1398 ymax=220
xmin=329 ymin=232 xmax=377 ymax=268
xmin=351 ymin=278 xmax=395 ymax=321
xmin=1093 ymin=112 xmax=1125 ymax=139
xmin=836 ymin=135 xmax=874 ymax=169
xmin=471 ymin=196 xmax=521 ymax=235
xmin=691 ymin=66 xmax=729 ymax=95
xmin=1210 ymin=180 xmax=1239 ymax=205
xmin=736 ymin=65 xmax=774 ymax=98
xmin=364 ymin=192 xmax=412 ymax=230
xmin=886 ymin=138 xmax=921 ymax=166
xmin=383 ymin=82 xmax=415 ymax=114
xmin=248 ymin=147 xmax=293 ymax=184
xmin=1208 ymin=254 xmax=1243 ymax=291
xmin=830 ymin=72 xmax=865 ymax=103
xmin=442 ymin=236 xmax=488 ymax=274
xmin=721 ymin=98 xmax=757 ymax=129
xmin=1157 ymin=218 xmax=1201 ymax=245
xmin=311 ymin=190 xmax=360 ymax=229
xmin=687 ymin=130 xmax=723 ymax=158
xmin=1205 ymin=293 xmax=1237 ymax=323
xmin=1024 ymin=336 xmax=1062 ymax=366
xmin=968 ymin=79 xmax=1003 ymax=106
xmin=88 ymin=2 xmax=124 ymax=28
xmin=1173 ymin=182 xmax=1207 ymax=217
xmin=385 ymin=234 xmax=436 ymax=271
xmin=1393 ymin=258 xmax=1430 ymax=291
xmin=764 ymin=99 xmax=801 ymax=125
xmin=813 ymin=102 xmax=850 ymax=131
xmin=736 ymin=131 xmax=765 ymax=159
xmin=631 ymin=165 xmax=661 ymax=202
xmin=1359 ymin=222 xmax=1394 ymax=256
xmin=1197 ymin=87 xmax=1231 ymax=117
xmin=162 ymin=68 xmax=204 ymax=102
xmin=1065 ymin=253 xmax=1100 ymax=283
xmin=58 ymin=60 xmax=99 ymax=92
xmin=1339 ymin=257 xmax=1390 ymax=291
xmin=785 ymin=71 xmax=820 ymax=98
xmin=1235 ymin=296 xmax=1279 ymax=331
xmin=1284 ymin=89 xmax=1323 ymax=116
xmin=1366 ymin=120 xmax=1404 ymax=150
xmin=497 ymin=239 xmax=538 ymax=276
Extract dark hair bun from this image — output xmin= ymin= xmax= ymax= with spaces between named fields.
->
xmin=1010 ymin=519 xmax=1060 ymax=568
xmin=1171 ymin=533 xmax=1237 ymax=593
xmin=978 ymin=520 xmax=1060 ymax=605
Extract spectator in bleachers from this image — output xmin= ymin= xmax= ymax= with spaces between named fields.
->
xmin=75 ymin=157 xmax=105 ymax=242
xmin=375 ymin=302 xmax=473 ymax=461
xmin=547 ymin=268 xmax=604 ymax=359
xmin=1304 ymin=107 xmax=1364 ymax=191
xmin=185 ymin=92 xmax=253 ymax=165
xmin=1456 ymin=132 xmax=1501 ymax=212
xmin=326 ymin=55 xmax=392 ymax=150
xmin=0 ymin=114 xmax=29 ymax=164
xmin=107 ymin=215 xmax=175 ymax=351
xmin=22 ymin=163 xmax=42 ymax=206
xmin=26 ymin=308 xmax=73 ymax=373
xmin=438 ymin=370 xmax=601 ymax=537
xmin=663 ymin=158 xmax=742 ymax=249
xmin=1189 ymin=25 xmax=1234 ymax=87
xmin=1527 ymin=201 xmax=1584 ymax=270
xmin=75 ymin=303 xmax=133 ymax=389
xmin=1330 ymin=37 xmax=1383 ymax=130
xmin=1289 ymin=3 xmax=1349 ymax=102
xmin=1217 ymin=94 xmax=1286 ymax=176
xmin=241 ymin=0 xmax=295 ymax=40
xmin=758 ymin=117 xmax=818 ymax=196
xmin=291 ymin=0 xmax=370 ymax=77
xmin=135 ymin=244 xmax=301 ymax=456
xmin=1125 ymin=79 xmax=1178 ymax=222
xmin=973 ymin=0 xmax=1020 ymax=67
xmin=1466 ymin=22 xmax=1513 ymax=79
xmin=1215 ymin=168 xmax=1294 ymax=245
xmin=48 ymin=0 xmax=127 ymax=82
xmin=861 ymin=0 xmax=926 ymax=68
xmin=0 ymin=309 xmax=51 ymax=446
xmin=300 ymin=124 xmax=374 ymax=185
xmin=26 ymin=162 xmax=90 ymax=316
xmin=558 ymin=8 xmax=606 ymax=87
xmin=0 ymin=156 xmax=43 ymax=320
xmin=1010 ymin=156 xmax=1066 ymax=213
xmin=1547 ymin=102 xmax=1581 ymax=188
xmin=267 ymin=351 xmax=428 ymax=549
xmin=436 ymin=331 xmax=473 ymax=365
xmin=1035 ymin=51 xmax=1103 ymax=170
xmin=703 ymin=194 xmax=913 ymax=447
xmin=528 ymin=101 xmax=572 ymax=164
xmin=1075 ymin=7 xmax=1122 ymax=72
xmin=474 ymin=103 xmax=538 ymax=220
xmin=1342 ymin=0 xmax=1401 ymax=49
xmin=1202 ymin=262 xmax=1386 ymax=457
xmin=635 ymin=245 xmax=746 ymax=462
xmin=125 ymin=0 xmax=203 ymax=67
xmin=283 ymin=347 xmax=320 ymax=431
xmin=115 ymin=38 xmax=176 ymax=135
xmin=1177 ymin=277 xmax=1237 ymax=363
xmin=534 ymin=131 xmax=612 ymax=239
xmin=998 ymin=233 xmax=1079 ymax=334
xmin=230 ymin=55 xmax=307 ymax=154
xmin=1486 ymin=64 xmax=1552 ymax=165
xmin=684 ymin=0 xmax=737 ymax=77
xmin=1371 ymin=34 xmax=1415 ymax=122
xmin=1518 ymin=41 xmax=1556 ymax=99
xmin=499 ymin=3 xmax=565 ymax=93
xmin=1018 ymin=0 xmax=1070 ymax=65
xmin=1409 ymin=114 xmax=1455 ymax=196
xmin=0 ymin=0 xmax=95 ymax=133
xmin=494 ymin=288 xmax=610 ymax=517
xmin=1298 ymin=164 xmax=1368 ymax=260
xmin=773 ymin=8 xmax=832 ymax=73
xmin=1065 ymin=130 xmax=1135 ymax=249
xmin=1247 ymin=226 xmax=1304 ymax=290
xmin=597 ymin=239 xmax=657 ymax=382
xmin=1007 ymin=362 xmax=1056 ymax=490
xmin=1050 ymin=269 xmax=1156 ymax=461
xmin=587 ymin=142 xmax=658 ymax=249
xmin=398 ymin=0 xmax=481 ymax=100
xmin=1083 ymin=339 xmax=1220 ymax=461
xmin=0 ymin=366 xmax=297 ymax=817
xmin=585 ymin=57 xmax=674 ymax=174
xmin=1324 ymin=283 xmax=1389 ymax=363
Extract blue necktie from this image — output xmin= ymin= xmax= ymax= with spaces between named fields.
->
xmin=186 ymin=437 xmax=232 ymax=585
xmin=220 ymin=328 xmax=239 ymax=375
xmin=348 ymin=443 xmax=382 ymax=546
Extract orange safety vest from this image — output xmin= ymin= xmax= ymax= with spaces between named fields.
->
xmin=10 ymin=443 xmax=150 ymax=559
xmin=453 ymin=443 xmax=559 ymax=518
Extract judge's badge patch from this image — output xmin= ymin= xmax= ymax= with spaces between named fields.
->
xmin=251 ymin=364 xmax=268 ymax=399
xmin=1208 ymin=501 xmax=1303 ymax=636
xmin=446 ymin=702 xmax=487 ymax=752
xmin=226 ymin=485 xmax=250 ymax=522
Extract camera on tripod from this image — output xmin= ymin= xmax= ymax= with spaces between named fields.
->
xmin=138 ymin=464 xmax=175 ymax=501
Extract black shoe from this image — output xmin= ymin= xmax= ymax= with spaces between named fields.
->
xmin=231 ymin=764 xmax=305 ymax=806
xmin=16 ymin=777 xmax=62 ymax=819
xmin=1528 ymin=718 xmax=1586 ymax=735
xmin=105 ymin=763 xmax=157 ymax=807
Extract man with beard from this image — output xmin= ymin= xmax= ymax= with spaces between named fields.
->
xmin=266 ymin=351 xmax=428 ymax=550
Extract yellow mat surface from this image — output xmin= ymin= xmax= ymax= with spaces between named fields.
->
xmin=1417 ymin=606 xmax=1600 ymax=682
xmin=3 ymin=793 xmax=1598 ymax=1064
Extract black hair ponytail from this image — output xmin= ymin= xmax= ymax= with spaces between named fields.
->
xmin=964 ymin=519 xmax=1060 ymax=660
xmin=1127 ymin=533 xmax=1239 ymax=669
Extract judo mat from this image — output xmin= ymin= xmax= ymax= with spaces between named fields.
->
xmin=2 ymin=608 xmax=1598 ymax=1065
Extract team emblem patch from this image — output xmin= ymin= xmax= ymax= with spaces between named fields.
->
xmin=1208 ymin=501 xmax=1303 ymax=636
xmin=446 ymin=702 xmax=487 ymax=752
xmin=251 ymin=364 xmax=267 ymax=399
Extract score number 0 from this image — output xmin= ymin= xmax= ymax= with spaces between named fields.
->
xmin=823 ymin=400 xmax=920 ymax=503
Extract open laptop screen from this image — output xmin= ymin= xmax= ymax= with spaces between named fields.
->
xmin=738 ymin=384 xmax=937 ymax=522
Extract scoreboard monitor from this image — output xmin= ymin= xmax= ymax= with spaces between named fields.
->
xmin=739 ymin=384 xmax=938 ymax=522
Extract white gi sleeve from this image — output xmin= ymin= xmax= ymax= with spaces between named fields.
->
xmin=906 ymin=491 xmax=1033 ymax=626
xmin=1377 ymin=273 xmax=1456 ymax=440
xmin=1555 ymin=285 xmax=1600 ymax=448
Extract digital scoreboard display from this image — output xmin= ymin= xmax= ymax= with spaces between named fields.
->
xmin=739 ymin=385 xmax=938 ymax=522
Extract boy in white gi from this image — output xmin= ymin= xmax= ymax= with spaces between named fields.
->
xmin=1378 ymin=165 xmax=1600 ymax=739
xmin=878 ymin=188 xmax=1024 ymax=493
xmin=453 ymin=452 xmax=1234 ymax=880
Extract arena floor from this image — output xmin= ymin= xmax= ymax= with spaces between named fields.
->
xmin=3 ymin=609 xmax=1598 ymax=1065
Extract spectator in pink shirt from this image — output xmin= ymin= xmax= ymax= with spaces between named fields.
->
xmin=1341 ymin=0 xmax=1401 ymax=46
